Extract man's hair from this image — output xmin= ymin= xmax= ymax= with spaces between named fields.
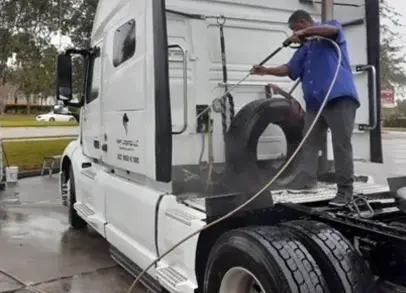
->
xmin=288 ymin=9 xmax=313 ymax=24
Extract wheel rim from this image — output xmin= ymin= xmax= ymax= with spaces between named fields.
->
xmin=219 ymin=267 xmax=265 ymax=293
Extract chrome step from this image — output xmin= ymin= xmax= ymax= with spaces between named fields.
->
xmin=165 ymin=209 xmax=200 ymax=226
xmin=110 ymin=246 xmax=162 ymax=293
xmin=273 ymin=182 xmax=390 ymax=204
xmin=74 ymin=203 xmax=95 ymax=217
xmin=156 ymin=266 xmax=195 ymax=293
xmin=184 ymin=182 xmax=391 ymax=210
xmin=81 ymin=169 xmax=96 ymax=180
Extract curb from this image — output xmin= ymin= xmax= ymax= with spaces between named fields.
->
xmin=17 ymin=168 xmax=61 ymax=179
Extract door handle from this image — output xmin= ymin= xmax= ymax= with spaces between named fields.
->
xmin=168 ymin=44 xmax=188 ymax=135
xmin=356 ymin=64 xmax=377 ymax=131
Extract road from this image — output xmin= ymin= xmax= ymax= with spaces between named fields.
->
xmin=0 ymin=131 xmax=405 ymax=293
xmin=355 ymin=131 xmax=406 ymax=184
xmin=0 ymin=127 xmax=79 ymax=139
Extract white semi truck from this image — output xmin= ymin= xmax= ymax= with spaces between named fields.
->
xmin=55 ymin=0 xmax=406 ymax=292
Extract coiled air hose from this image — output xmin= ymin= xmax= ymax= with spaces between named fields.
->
xmin=126 ymin=36 xmax=342 ymax=293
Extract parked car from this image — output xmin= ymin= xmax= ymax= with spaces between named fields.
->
xmin=36 ymin=111 xmax=76 ymax=122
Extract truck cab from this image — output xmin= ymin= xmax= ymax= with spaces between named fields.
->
xmin=56 ymin=1 xmax=406 ymax=292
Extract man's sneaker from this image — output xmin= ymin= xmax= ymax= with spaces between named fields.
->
xmin=329 ymin=192 xmax=353 ymax=207
xmin=287 ymin=181 xmax=318 ymax=194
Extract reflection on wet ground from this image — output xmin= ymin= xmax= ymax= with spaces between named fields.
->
xmin=0 ymin=177 xmax=143 ymax=293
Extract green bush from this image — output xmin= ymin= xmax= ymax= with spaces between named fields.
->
xmin=383 ymin=114 xmax=406 ymax=128
xmin=5 ymin=104 xmax=53 ymax=114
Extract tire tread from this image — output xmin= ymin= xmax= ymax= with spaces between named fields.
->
xmin=243 ymin=226 xmax=329 ymax=293
xmin=281 ymin=220 xmax=377 ymax=293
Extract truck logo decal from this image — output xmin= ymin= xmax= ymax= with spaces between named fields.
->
xmin=122 ymin=113 xmax=129 ymax=135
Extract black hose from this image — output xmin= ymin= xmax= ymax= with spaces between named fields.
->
xmin=217 ymin=16 xmax=235 ymax=133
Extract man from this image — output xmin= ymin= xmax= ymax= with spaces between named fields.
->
xmin=251 ymin=9 xmax=360 ymax=206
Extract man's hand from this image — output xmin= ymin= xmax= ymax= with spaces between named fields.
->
xmin=251 ymin=65 xmax=289 ymax=77
xmin=251 ymin=65 xmax=268 ymax=75
xmin=286 ymin=29 xmax=306 ymax=44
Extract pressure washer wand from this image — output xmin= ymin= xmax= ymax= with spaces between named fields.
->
xmin=197 ymin=38 xmax=293 ymax=120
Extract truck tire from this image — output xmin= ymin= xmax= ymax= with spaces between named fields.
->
xmin=280 ymin=220 xmax=377 ymax=293
xmin=68 ymin=166 xmax=87 ymax=229
xmin=204 ymin=226 xmax=329 ymax=293
xmin=224 ymin=98 xmax=304 ymax=193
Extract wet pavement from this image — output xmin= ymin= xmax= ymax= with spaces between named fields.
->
xmin=355 ymin=131 xmax=406 ymax=184
xmin=0 ymin=177 xmax=144 ymax=293
xmin=0 ymin=131 xmax=406 ymax=293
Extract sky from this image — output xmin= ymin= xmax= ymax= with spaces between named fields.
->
xmin=384 ymin=0 xmax=406 ymax=44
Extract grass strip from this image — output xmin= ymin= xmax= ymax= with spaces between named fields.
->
xmin=3 ymin=138 xmax=75 ymax=171
xmin=1 ymin=121 xmax=78 ymax=127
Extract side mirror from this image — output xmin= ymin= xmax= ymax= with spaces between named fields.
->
xmin=56 ymin=54 xmax=73 ymax=102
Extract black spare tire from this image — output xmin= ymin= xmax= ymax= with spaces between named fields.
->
xmin=224 ymin=98 xmax=304 ymax=193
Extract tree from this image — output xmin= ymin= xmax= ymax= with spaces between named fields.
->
xmin=1 ymin=0 xmax=405 ymax=113
xmin=60 ymin=0 xmax=98 ymax=96
xmin=0 ymin=0 xmax=62 ymax=111
xmin=61 ymin=0 xmax=98 ymax=48
xmin=380 ymin=0 xmax=406 ymax=92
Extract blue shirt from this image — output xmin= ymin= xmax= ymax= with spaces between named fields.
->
xmin=286 ymin=19 xmax=359 ymax=111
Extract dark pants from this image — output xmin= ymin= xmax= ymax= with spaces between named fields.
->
xmin=300 ymin=97 xmax=358 ymax=195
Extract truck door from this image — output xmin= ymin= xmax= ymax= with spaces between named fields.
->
xmin=82 ymin=42 xmax=103 ymax=160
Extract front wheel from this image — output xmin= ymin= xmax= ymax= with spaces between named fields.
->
xmin=49 ymin=117 xmax=55 ymax=122
xmin=204 ymin=226 xmax=330 ymax=293
xmin=68 ymin=166 xmax=87 ymax=229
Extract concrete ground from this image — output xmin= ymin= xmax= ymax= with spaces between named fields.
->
xmin=0 ymin=177 xmax=143 ymax=293
xmin=0 ymin=131 xmax=405 ymax=293
xmin=355 ymin=131 xmax=406 ymax=183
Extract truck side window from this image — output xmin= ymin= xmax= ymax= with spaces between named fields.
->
xmin=113 ymin=19 xmax=136 ymax=67
xmin=87 ymin=55 xmax=101 ymax=104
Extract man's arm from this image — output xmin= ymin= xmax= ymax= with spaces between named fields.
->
xmin=252 ymin=45 xmax=307 ymax=79
xmin=300 ymin=24 xmax=339 ymax=38
xmin=299 ymin=19 xmax=344 ymax=43
xmin=263 ymin=65 xmax=290 ymax=77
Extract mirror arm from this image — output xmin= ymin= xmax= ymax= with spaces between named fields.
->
xmin=64 ymin=97 xmax=84 ymax=108
xmin=65 ymin=48 xmax=91 ymax=57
